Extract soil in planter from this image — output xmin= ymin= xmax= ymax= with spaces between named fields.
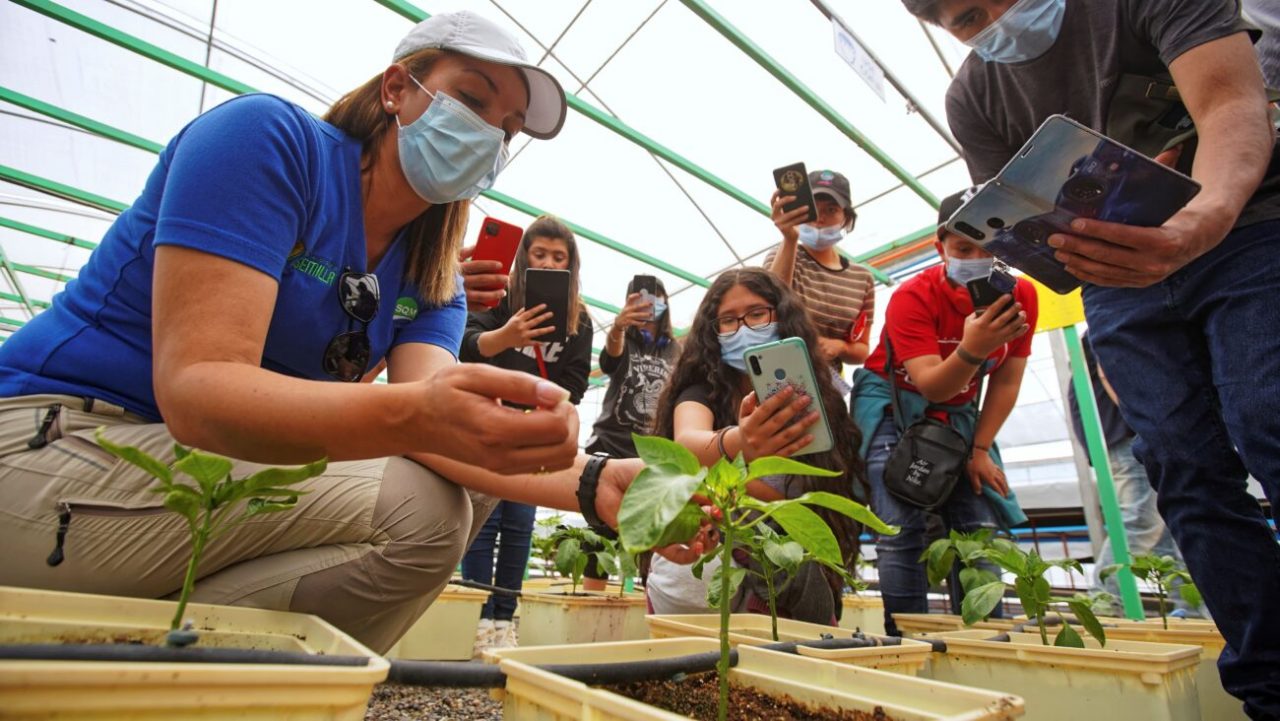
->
xmin=603 ymin=672 xmax=894 ymax=721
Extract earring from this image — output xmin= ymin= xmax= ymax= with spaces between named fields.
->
xmin=386 ymin=101 xmax=394 ymax=109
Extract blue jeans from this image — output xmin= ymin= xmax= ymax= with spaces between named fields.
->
xmin=1090 ymin=437 xmax=1192 ymax=612
xmin=460 ymin=501 xmax=536 ymax=621
xmin=866 ymin=414 xmax=1005 ymax=636
xmin=1085 ymin=220 xmax=1280 ymax=721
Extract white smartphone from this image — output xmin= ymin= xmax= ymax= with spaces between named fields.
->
xmin=743 ymin=337 xmax=833 ymax=457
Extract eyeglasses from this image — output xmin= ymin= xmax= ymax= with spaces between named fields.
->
xmin=323 ymin=270 xmax=380 ymax=382
xmin=716 ymin=306 xmax=775 ymax=336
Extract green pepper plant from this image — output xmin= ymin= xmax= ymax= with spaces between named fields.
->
xmin=921 ymin=528 xmax=1001 ymax=615
xmin=732 ymin=523 xmax=859 ymax=641
xmin=95 ymin=429 xmax=325 ymax=633
xmin=530 ymin=512 xmax=566 ymax=578
xmin=1101 ymin=553 xmax=1201 ymax=629
xmin=549 ymin=525 xmax=638 ymax=596
xmin=617 ymin=435 xmax=897 ymax=721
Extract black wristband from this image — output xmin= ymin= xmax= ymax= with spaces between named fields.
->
xmin=955 ymin=346 xmax=985 ymax=366
xmin=576 ymin=452 xmax=618 ymax=540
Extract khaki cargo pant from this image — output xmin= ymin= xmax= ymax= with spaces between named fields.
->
xmin=0 ymin=394 xmax=498 ymax=654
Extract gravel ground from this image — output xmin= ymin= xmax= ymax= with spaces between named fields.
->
xmin=364 ymin=684 xmax=502 ymax=721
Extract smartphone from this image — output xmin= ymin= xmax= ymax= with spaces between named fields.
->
xmin=966 ymin=262 xmax=1018 ymax=313
xmin=472 ymin=217 xmax=523 ymax=308
xmin=743 ymin=337 xmax=834 ymax=457
xmin=772 ymin=162 xmax=818 ymax=224
xmin=524 ymin=268 xmax=571 ymax=345
xmin=946 ymin=114 xmax=1201 ymax=294
xmin=632 ymin=274 xmax=658 ymax=319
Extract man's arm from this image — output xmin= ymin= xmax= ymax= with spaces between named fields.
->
xmin=1049 ymin=32 xmax=1274 ymax=287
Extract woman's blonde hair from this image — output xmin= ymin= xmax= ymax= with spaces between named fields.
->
xmin=323 ymin=49 xmax=468 ymax=306
xmin=507 ymin=215 xmax=585 ymax=337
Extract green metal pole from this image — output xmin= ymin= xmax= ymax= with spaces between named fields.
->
xmin=0 ymin=292 xmax=50 ymax=309
xmin=1062 ymin=324 xmax=1144 ymax=620
xmin=679 ymin=0 xmax=939 ymax=209
xmin=0 ymin=216 xmax=98 ymax=251
xmin=0 ymin=245 xmax=36 ymax=318
xmin=0 ymin=165 xmax=127 ymax=214
xmin=0 ymin=86 xmax=164 ymax=154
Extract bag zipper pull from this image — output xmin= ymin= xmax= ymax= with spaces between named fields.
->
xmin=47 ymin=502 xmax=71 ymax=567
xmin=28 ymin=403 xmax=62 ymax=450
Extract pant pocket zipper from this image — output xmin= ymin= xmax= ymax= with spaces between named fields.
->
xmin=47 ymin=500 xmax=170 ymax=567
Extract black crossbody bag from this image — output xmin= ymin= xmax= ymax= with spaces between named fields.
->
xmin=881 ymin=340 xmax=984 ymax=511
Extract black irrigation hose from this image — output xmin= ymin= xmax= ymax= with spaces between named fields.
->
xmin=0 ymin=644 xmax=371 ymax=666
xmin=387 ymin=659 xmax=507 ymax=688
xmin=448 ymin=579 xmax=522 ymax=597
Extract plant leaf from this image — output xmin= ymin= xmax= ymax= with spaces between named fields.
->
xmin=744 ymin=456 xmax=841 ymax=482
xmin=961 ymin=581 xmax=1006 ymax=626
xmin=763 ymin=540 xmax=805 ymax=572
xmin=1054 ymin=623 xmax=1085 ymax=648
xmin=707 ymin=564 xmax=746 ymax=610
xmin=1178 ymin=581 xmax=1202 ymax=609
xmin=162 ymin=489 xmax=201 ymax=523
xmin=242 ymin=459 xmax=327 ymax=494
xmin=985 ymin=539 xmax=1026 ymax=576
xmin=617 ymin=465 xmax=706 ymax=554
xmin=596 ymin=552 xmax=617 ymax=577
xmin=244 ymin=496 xmax=299 ymax=517
xmin=790 ymin=491 xmax=898 ymax=535
xmin=555 ymin=538 xmax=581 ymax=576
xmin=1068 ymin=600 xmax=1107 ymax=647
xmin=769 ymin=501 xmax=841 ymax=567
xmin=925 ymin=541 xmax=957 ymax=588
xmin=172 ymin=443 xmax=191 ymax=461
xmin=1098 ymin=563 xmax=1122 ymax=582
xmin=653 ymin=503 xmax=707 ymax=548
xmin=1015 ymin=577 xmax=1043 ymax=619
xmin=959 ymin=566 xmax=999 ymax=594
xmin=173 ymin=449 xmax=234 ymax=496
xmin=95 ymin=429 xmax=172 ymax=483
xmin=631 ymin=434 xmax=700 ymax=476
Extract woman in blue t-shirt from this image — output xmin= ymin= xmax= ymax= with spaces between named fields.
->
xmin=0 ymin=11 xmax=642 ymax=654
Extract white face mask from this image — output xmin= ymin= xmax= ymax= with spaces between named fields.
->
xmin=797 ymin=224 xmax=845 ymax=251
xmin=396 ymin=76 xmax=509 ymax=204
xmin=945 ymin=256 xmax=994 ymax=285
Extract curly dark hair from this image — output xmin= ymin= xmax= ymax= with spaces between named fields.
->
xmin=652 ymin=268 xmax=867 ymax=572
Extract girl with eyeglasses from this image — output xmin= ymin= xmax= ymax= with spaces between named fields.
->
xmin=644 ymin=268 xmax=866 ymax=624
xmin=458 ymin=215 xmax=593 ymax=651
xmin=0 ymin=11 xmax=646 ymax=656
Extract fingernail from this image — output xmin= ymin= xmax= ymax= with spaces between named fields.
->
xmin=536 ymin=380 xmax=569 ymax=405
xmin=1047 ymin=236 xmax=1064 ymax=248
xmin=1071 ymin=219 xmax=1086 ymax=232
xmin=1054 ymin=251 xmax=1067 ymax=262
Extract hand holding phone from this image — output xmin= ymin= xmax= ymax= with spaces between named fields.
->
xmin=772 ymin=162 xmax=818 ymax=227
xmin=741 ymin=337 xmax=834 ymax=458
xmin=632 ymin=274 xmax=658 ymax=320
xmin=966 ymin=263 xmax=1017 ymax=314
xmin=469 ymin=217 xmax=523 ymax=309
xmin=524 ymin=268 xmax=572 ymax=345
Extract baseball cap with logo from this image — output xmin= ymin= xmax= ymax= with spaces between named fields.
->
xmin=393 ymin=11 xmax=568 ymax=140
xmin=936 ymin=187 xmax=979 ymax=237
xmin=809 ymin=169 xmax=853 ymax=210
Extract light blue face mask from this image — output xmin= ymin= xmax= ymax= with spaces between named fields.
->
xmin=965 ymin=0 xmax=1066 ymax=64
xmin=719 ymin=322 xmax=779 ymax=373
xmin=797 ymin=224 xmax=845 ymax=251
xmin=946 ymin=256 xmax=994 ymax=285
xmin=651 ymin=298 xmax=668 ymax=319
xmin=397 ymin=76 xmax=510 ymax=204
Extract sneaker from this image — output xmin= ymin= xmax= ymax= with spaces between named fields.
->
xmin=493 ymin=620 xmax=518 ymax=649
xmin=472 ymin=619 xmax=496 ymax=658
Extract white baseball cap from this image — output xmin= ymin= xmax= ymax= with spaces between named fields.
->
xmin=393 ymin=11 xmax=568 ymax=140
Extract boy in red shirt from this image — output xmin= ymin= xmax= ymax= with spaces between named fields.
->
xmin=853 ymin=188 xmax=1037 ymax=635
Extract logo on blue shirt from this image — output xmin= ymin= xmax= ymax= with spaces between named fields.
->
xmin=287 ymin=242 xmax=338 ymax=286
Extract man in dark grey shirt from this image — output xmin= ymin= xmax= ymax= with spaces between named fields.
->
xmin=902 ymin=1 xmax=1280 ymax=719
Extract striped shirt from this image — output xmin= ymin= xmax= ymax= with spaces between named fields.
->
xmin=764 ymin=245 xmax=875 ymax=344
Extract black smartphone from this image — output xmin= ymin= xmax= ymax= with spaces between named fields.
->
xmin=967 ymin=264 xmax=1018 ymax=313
xmin=631 ymin=274 xmax=658 ymax=319
xmin=772 ymin=162 xmax=818 ymax=224
xmin=524 ymin=268 xmax=571 ymax=345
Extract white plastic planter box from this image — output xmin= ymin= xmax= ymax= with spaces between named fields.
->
xmin=385 ymin=583 xmax=489 ymax=661
xmin=488 ymin=637 xmax=1024 ymax=720
xmin=0 ymin=586 xmax=388 ymax=720
xmin=921 ymin=629 xmax=1202 ymax=721
xmin=894 ymin=612 xmax=1017 ymax=635
xmin=517 ymin=591 xmax=648 ymax=647
xmin=646 ymin=612 xmax=931 ymax=675
xmin=1094 ymin=620 xmax=1242 ymax=721
xmin=840 ymin=593 xmax=887 ymax=635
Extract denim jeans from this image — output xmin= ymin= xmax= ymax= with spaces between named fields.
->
xmin=1090 ymin=436 xmax=1192 ymax=612
xmin=1084 ymin=220 xmax=1280 ymax=721
xmin=866 ymin=414 xmax=1005 ymax=636
xmin=460 ymin=501 xmax=536 ymax=621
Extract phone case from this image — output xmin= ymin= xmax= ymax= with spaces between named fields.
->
xmin=524 ymin=269 xmax=571 ymax=345
xmin=473 ymin=218 xmax=523 ymax=309
xmin=966 ymin=262 xmax=1018 ymax=310
xmin=946 ymin=114 xmax=1201 ymax=294
xmin=773 ymin=162 xmax=818 ymax=224
xmin=632 ymin=274 xmax=659 ymax=320
xmin=744 ymin=337 xmax=834 ymax=457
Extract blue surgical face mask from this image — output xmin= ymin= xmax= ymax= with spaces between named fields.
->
xmin=946 ymin=256 xmax=994 ymax=285
xmin=651 ymin=298 xmax=668 ymax=319
xmin=719 ymin=322 xmax=779 ymax=373
xmin=797 ymin=224 xmax=845 ymax=251
xmin=965 ymin=0 xmax=1066 ymax=64
xmin=397 ymin=77 xmax=509 ymax=204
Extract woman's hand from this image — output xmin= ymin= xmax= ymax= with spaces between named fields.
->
xmin=737 ymin=387 xmax=819 ymax=462
xmin=655 ymin=525 xmax=720 ymax=565
xmin=614 ymin=292 xmax=654 ymax=330
xmin=960 ymin=294 xmax=1028 ymax=358
xmin=495 ymin=304 xmax=555 ymax=351
xmin=966 ymin=449 xmax=1009 ymax=498
xmin=458 ymin=245 xmax=508 ymax=311
xmin=771 ymin=190 xmax=810 ymax=244
xmin=415 ymin=364 xmax=578 ymax=474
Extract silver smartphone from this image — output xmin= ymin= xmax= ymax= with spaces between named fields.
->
xmin=743 ymin=337 xmax=833 ymax=457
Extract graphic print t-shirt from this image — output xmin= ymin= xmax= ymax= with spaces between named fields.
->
xmin=586 ymin=336 xmax=680 ymax=457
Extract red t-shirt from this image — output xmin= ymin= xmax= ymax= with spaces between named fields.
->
xmin=864 ymin=266 xmax=1038 ymax=405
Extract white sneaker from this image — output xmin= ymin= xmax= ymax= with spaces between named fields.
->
xmin=472 ymin=619 xmax=496 ymax=658
xmin=493 ymin=620 xmax=518 ymax=649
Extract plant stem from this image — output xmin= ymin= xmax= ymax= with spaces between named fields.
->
xmin=171 ymin=520 xmax=210 ymax=631
xmin=764 ymin=572 xmax=779 ymax=642
xmin=717 ymin=522 xmax=734 ymax=721
xmin=1038 ymin=613 xmax=1048 ymax=646
xmin=1157 ymin=582 xmax=1168 ymax=630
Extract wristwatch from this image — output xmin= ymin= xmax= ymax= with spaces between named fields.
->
xmin=576 ymin=452 xmax=619 ymax=539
